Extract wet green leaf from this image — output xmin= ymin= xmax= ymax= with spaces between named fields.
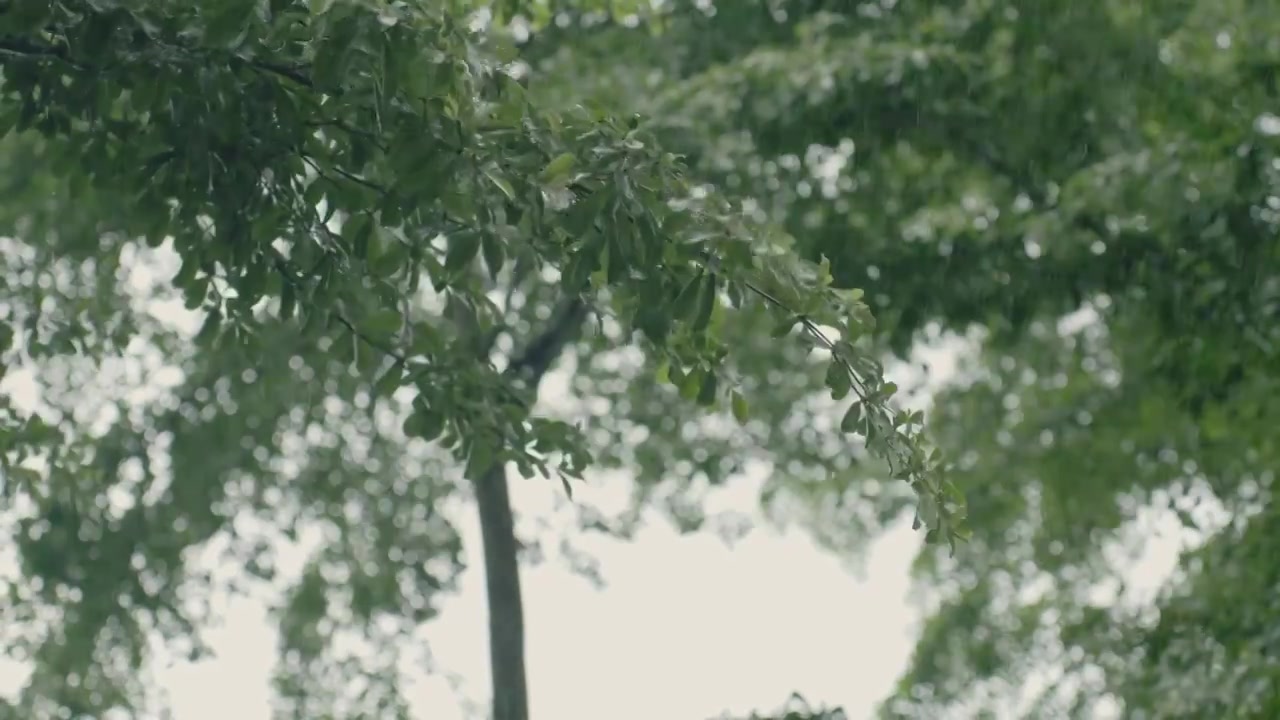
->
xmin=731 ymin=391 xmax=749 ymax=424
xmin=540 ymin=152 xmax=577 ymax=184
xmin=445 ymin=231 xmax=481 ymax=275
xmin=840 ymin=402 xmax=863 ymax=433
xmin=364 ymin=309 xmax=402 ymax=341
xmin=825 ymin=361 xmax=851 ymax=401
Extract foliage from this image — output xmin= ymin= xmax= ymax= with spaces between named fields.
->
xmin=0 ymin=0 xmax=960 ymax=717
xmin=519 ymin=0 xmax=1280 ymax=717
xmin=716 ymin=693 xmax=850 ymax=720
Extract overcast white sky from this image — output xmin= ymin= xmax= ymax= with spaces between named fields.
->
xmin=154 ymin=508 xmax=925 ymax=720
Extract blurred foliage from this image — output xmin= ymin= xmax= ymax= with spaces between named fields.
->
xmin=516 ymin=0 xmax=1280 ymax=718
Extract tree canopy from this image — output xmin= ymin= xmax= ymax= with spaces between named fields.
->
xmin=3 ymin=0 xmax=1279 ymax=719
xmin=521 ymin=1 xmax=1279 ymax=717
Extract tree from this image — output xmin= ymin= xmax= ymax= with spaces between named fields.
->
xmin=10 ymin=1 xmax=1278 ymax=717
xmin=518 ymin=1 xmax=1279 ymax=717
xmin=0 ymin=2 xmax=962 ymax=719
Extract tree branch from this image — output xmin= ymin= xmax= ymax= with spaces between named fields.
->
xmin=473 ymin=296 xmax=586 ymax=720
xmin=506 ymin=299 xmax=588 ymax=381
xmin=0 ymin=38 xmax=84 ymax=69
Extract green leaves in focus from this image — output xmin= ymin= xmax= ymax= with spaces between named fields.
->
xmin=0 ymin=1 xmax=971 ymax=717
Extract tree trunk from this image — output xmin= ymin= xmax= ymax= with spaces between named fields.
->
xmin=473 ymin=298 xmax=586 ymax=720
xmin=475 ymin=462 xmax=527 ymax=720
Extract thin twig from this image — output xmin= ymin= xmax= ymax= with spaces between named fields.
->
xmin=331 ymin=164 xmax=389 ymax=196
xmin=300 ymin=154 xmax=391 ymax=197
xmin=703 ymin=251 xmax=874 ymax=400
xmin=269 ymin=248 xmax=408 ymax=367
xmin=304 ymin=119 xmax=391 ymax=153
xmin=0 ymin=39 xmax=85 ymax=69
xmin=247 ymin=59 xmax=313 ymax=88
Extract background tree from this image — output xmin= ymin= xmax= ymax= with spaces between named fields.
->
xmin=519 ymin=1 xmax=1279 ymax=717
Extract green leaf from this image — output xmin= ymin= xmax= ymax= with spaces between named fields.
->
xmin=635 ymin=296 xmax=673 ymax=339
xmin=825 ymin=361 xmax=852 ymax=401
xmin=665 ymin=363 xmax=686 ymax=388
xmin=484 ymin=168 xmax=518 ymax=202
xmin=174 ymin=252 xmax=198 ymax=285
xmin=691 ymin=274 xmax=716 ymax=332
xmin=364 ymin=309 xmax=402 ymax=341
xmin=195 ymin=308 xmax=222 ymax=345
xmin=672 ymin=273 xmax=702 ymax=317
xmin=731 ymin=391 xmax=749 ymax=424
xmin=605 ymin=236 xmax=628 ymax=284
xmin=279 ymin=280 xmax=297 ymax=321
xmin=371 ymin=242 xmax=407 ymax=279
xmin=203 ymin=0 xmax=255 ymax=48
xmin=346 ymin=213 xmax=375 ymax=260
xmin=565 ymin=189 xmax=610 ymax=237
xmin=840 ymin=402 xmax=863 ymax=433
xmin=679 ymin=368 xmax=702 ymax=401
xmin=655 ymin=361 xmax=670 ymax=385
xmin=771 ymin=316 xmax=799 ymax=337
xmin=481 ymin=233 xmax=506 ymax=279
xmin=312 ymin=13 xmax=359 ymax=88
xmin=410 ymin=321 xmax=441 ymax=356
xmin=696 ymin=370 xmax=718 ymax=407
xmin=864 ymin=413 xmax=879 ymax=444
xmin=841 ymin=287 xmax=865 ymax=303
xmin=403 ymin=405 xmax=444 ymax=442
xmin=446 ymin=231 xmax=481 ymax=275
xmin=380 ymin=364 xmax=405 ymax=397
xmin=540 ymin=152 xmax=577 ymax=185
xmin=562 ymin=236 xmax=603 ymax=292
xmin=818 ymin=254 xmax=833 ymax=286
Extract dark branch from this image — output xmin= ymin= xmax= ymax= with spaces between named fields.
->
xmin=245 ymin=59 xmax=313 ymax=88
xmin=507 ymin=298 xmax=588 ymax=377
xmin=0 ymin=38 xmax=84 ymax=69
